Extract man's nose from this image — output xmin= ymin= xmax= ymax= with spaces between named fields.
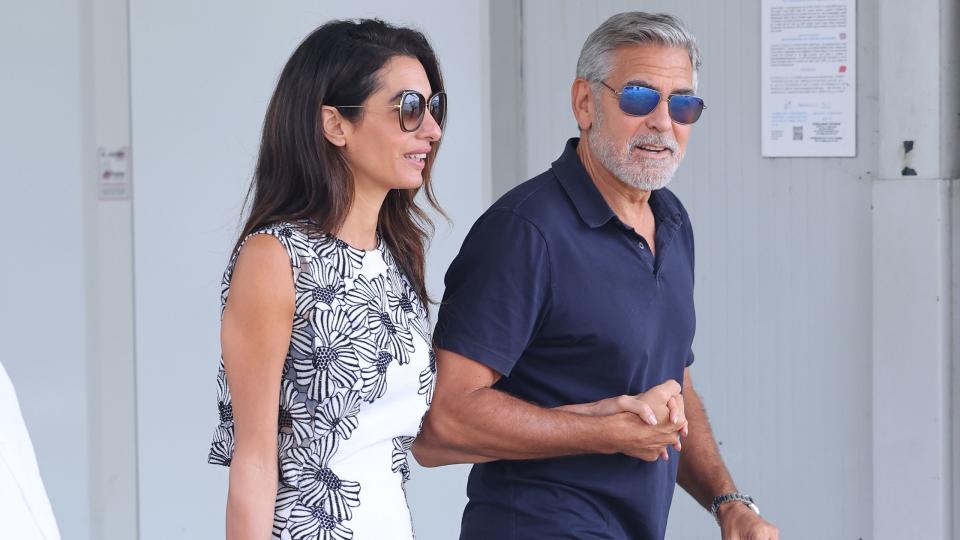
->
xmin=643 ymin=97 xmax=673 ymax=133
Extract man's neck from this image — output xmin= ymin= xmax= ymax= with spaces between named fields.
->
xmin=576 ymin=136 xmax=652 ymax=225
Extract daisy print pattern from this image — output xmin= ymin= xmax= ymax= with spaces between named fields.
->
xmin=297 ymin=439 xmax=361 ymax=520
xmin=418 ymin=349 xmax=437 ymax=406
xmin=360 ymin=350 xmax=395 ymax=403
xmin=387 ymin=266 xmax=431 ymax=345
xmin=296 ymin=258 xmax=347 ymax=314
xmin=313 ymin=390 xmax=363 ymax=443
xmin=274 ymin=223 xmax=317 ymax=268
xmin=278 ymin=378 xmax=313 ymax=454
xmin=316 ymin=234 xmax=365 ymax=279
xmin=208 ymin=368 xmax=234 ymax=465
xmin=346 ymin=274 xmax=415 ymax=366
xmin=209 ymin=222 xmax=433 ymax=540
xmin=392 ymin=436 xmax=415 ymax=484
xmin=294 ymin=311 xmax=362 ymax=402
xmin=287 ymin=504 xmax=354 ymax=540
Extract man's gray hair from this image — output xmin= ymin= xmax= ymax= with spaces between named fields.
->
xmin=576 ymin=12 xmax=702 ymax=90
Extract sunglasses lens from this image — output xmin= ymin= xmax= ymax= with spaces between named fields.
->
xmin=428 ymin=93 xmax=446 ymax=128
xmin=400 ymin=92 xmax=426 ymax=131
xmin=668 ymin=95 xmax=705 ymax=124
xmin=619 ymin=86 xmax=661 ymax=116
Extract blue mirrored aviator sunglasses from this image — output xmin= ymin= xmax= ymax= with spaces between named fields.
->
xmin=599 ymin=81 xmax=706 ymax=125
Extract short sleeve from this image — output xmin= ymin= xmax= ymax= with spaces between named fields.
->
xmin=434 ymin=210 xmax=552 ymax=376
xmin=681 ymin=202 xmax=695 ymax=368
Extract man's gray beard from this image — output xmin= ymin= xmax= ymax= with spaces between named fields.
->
xmin=587 ymin=122 xmax=683 ymax=192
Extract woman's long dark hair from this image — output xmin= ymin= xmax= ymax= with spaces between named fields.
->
xmin=235 ymin=18 xmax=445 ymax=305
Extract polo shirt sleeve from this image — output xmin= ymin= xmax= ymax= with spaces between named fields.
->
xmin=434 ymin=209 xmax=552 ymax=376
xmin=681 ymin=202 xmax=696 ymax=368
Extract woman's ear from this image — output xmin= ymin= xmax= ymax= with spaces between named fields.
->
xmin=320 ymin=105 xmax=351 ymax=147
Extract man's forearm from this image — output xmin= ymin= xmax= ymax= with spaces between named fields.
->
xmin=676 ymin=384 xmax=736 ymax=510
xmin=411 ymin=421 xmax=497 ymax=467
xmin=424 ymin=386 xmax=618 ymax=460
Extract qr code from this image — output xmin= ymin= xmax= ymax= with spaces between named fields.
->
xmin=793 ymin=126 xmax=803 ymax=141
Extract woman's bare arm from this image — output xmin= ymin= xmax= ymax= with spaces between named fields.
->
xmin=221 ymin=235 xmax=294 ymax=540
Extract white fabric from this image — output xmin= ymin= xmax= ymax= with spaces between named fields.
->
xmin=0 ymin=361 xmax=62 ymax=540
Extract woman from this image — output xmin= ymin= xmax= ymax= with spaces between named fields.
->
xmin=207 ymin=19 xmax=446 ymax=539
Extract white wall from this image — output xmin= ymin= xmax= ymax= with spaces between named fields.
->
xmin=0 ymin=2 xmax=92 ymax=538
xmin=128 ymin=1 xmax=488 ymax=538
xmin=953 ymin=182 xmax=960 ymax=540
xmin=85 ymin=1 xmax=139 ymax=538
xmin=520 ymin=1 xmax=876 ymax=538
xmin=872 ymin=2 xmax=958 ymax=538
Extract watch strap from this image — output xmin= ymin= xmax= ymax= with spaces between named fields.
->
xmin=709 ymin=492 xmax=759 ymax=524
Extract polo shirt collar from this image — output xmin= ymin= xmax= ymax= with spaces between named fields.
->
xmin=553 ymin=138 xmax=684 ymax=230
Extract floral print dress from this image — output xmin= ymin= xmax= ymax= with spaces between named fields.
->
xmin=208 ymin=222 xmax=436 ymax=540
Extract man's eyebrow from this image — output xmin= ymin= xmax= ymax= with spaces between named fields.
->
xmin=623 ymin=79 xmax=658 ymax=90
xmin=622 ymin=80 xmax=696 ymax=95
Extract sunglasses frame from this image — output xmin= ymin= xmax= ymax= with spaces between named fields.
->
xmin=333 ymin=90 xmax=447 ymax=132
xmin=598 ymin=81 xmax=706 ymax=125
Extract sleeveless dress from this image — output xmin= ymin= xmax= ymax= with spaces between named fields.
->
xmin=208 ymin=221 xmax=436 ymax=540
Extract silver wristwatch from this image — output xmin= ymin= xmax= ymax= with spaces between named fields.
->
xmin=709 ymin=493 xmax=760 ymax=524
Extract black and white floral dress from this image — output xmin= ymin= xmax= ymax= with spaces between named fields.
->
xmin=208 ymin=221 xmax=436 ymax=540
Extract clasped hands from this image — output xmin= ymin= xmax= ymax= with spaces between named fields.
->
xmin=582 ymin=380 xmax=687 ymax=462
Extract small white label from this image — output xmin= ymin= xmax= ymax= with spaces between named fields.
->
xmin=98 ymin=146 xmax=131 ymax=201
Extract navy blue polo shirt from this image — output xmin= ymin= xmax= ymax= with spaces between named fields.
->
xmin=434 ymin=138 xmax=697 ymax=540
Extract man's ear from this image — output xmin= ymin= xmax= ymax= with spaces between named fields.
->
xmin=571 ymin=78 xmax=596 ymax=132
xmin=320 ymin=105 xmax=351 ymax=147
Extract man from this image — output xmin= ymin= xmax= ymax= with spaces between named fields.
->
xmin=413 ymin=12 xmax=779 ymax=540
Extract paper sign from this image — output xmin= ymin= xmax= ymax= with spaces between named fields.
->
xmin=98 ymin=146 xmax=131 ymax=200
xmin=761 ymin=0 xmax=856 ymax=157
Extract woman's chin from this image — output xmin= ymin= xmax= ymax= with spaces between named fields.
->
xmin=392 ymin=174 xmax=425 ymax=190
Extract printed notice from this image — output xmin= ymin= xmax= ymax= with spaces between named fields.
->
xmin=98 ymin=146 xmax=131 ymax=201
xmin=761 ymin=0 xmax=856 ymax=157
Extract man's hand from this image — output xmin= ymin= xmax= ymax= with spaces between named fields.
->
xmin=718 ymin=502 xmax=779 ymax=540
xmin=573 ymin=380 xmax=687 ymax=461
xmin=605 ymin=409 xmax=685 ymax=461
xmin=589 ymin=380 xmax=687 ymax=430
